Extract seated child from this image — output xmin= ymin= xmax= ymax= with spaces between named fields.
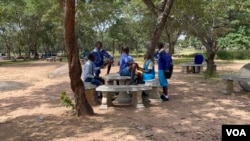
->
xmin=137 ymin=53 xmax=155 ymax=84
xmin=118 ymin=46 xmax=139 ymax=85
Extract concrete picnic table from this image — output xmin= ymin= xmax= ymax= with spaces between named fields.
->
xmin=220 ymin=74 xmax=250 ymax=94
xmin=103 ymin=73 xmax=131 ymax=103
xmin=96 ymin=85 xmax=152 ymax=109
xmin=181 ymin=62 xmax=204 ymax=73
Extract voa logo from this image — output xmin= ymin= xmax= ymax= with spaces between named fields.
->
xmin=226 ymin=129 xmax=246 ymax=136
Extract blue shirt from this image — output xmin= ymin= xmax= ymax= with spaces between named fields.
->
xmin=119 ymin=52 xmax=130 ymax=74
xmin=92 ymin=48 xmax=113 ymax=67
xmin=194 ymin=54 xmax=204 ymax=64
xmin=158 ymin=49 xmax=172 ymax=70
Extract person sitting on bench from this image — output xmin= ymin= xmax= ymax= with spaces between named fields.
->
xmin=137 ymin=52 xmax=155 ymax=84
xmin=118 ymin=46 xmax=139 ymax=85
xmin=193 ymin=53 xmax=204 ymax=73
xmin=83 ymin=53 xmax=105 ymax=99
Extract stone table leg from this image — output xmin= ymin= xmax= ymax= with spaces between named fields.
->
xmin=146 ymin=87 xmax=161 ymax=103
xmin=184 ymin=66 xmax=189 ymax=73
xmin=132 ymin=91 xmax=144 ymax=109
xmin=85 ymin=89 xmax=96 ymax=106
xmin=105 ymin=81 xmax=114 ymax=106
xmin=113 ymin=80 xmax=131 ymax=103
xmin=194 ymin=66 xmax=201 ymax=73
xmin=181 ymin=66 xmax=185 ymax=73
xmin=100 ymin=92 xmax=109 ymax=110
xmin=222 ymin=80 xmax=234 ymax=94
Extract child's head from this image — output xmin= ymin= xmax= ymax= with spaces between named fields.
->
xmin=122 ymin=46 xmax=130 ymax=54
xmin=95 ymin=41 xmax=103 ymax=50
xmin=88 ymin=53 xmax=95 ymax=61
xmin=157 ymin=42 xmax=164 ymax=50
xmin=144 ymin=52 xmax=152 ymax=60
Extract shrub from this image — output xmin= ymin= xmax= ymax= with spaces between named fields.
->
xmin=216 ymin=50 xmax=250 ymax=60
xmin=60 ymin=91 xmax=75 ymax=111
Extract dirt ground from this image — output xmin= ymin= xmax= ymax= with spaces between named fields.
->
xmin=0 ymin=60 xmax=249 ymax=141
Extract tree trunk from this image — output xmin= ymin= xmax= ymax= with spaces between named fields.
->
xmin=205 ymin=39 xmax=217 ymax=76
xmin=143 ymin=0 xmax=174 ymax=58
xmin=64 ymin=0 xmax=94 ymax=116
xmin=168 ymin=41 xmax=175 ymax=56
xmin=206 ymin=48 xmax=216 ymax=76
xmin=135 ymin=43 xmax=138 ymax=58
xmin=112 ymin=40 xmax=115 ymax=57
xmin=18 ymin=45 xmax=21 ymax=57
xmin=6 ymin=44 xmax=11 ymax=60
xmin=3 ymin=37 xmax=11 ymax=59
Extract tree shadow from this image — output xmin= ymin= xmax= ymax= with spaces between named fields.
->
xmin=0 ymin=71 xmax=249 ymax=140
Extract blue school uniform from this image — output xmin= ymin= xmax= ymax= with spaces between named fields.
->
xmin=143 ymin=59 xmax=155 ymax=81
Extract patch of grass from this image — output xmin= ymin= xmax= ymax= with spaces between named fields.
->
xmin=173 ymin=58 xmax=193 ymax=65
xmin=0 ymin=60 xmax=33 ymax=66
xmin=216 ymin=50 xmax=250 ymax=60
xmin=60 ymin=91 xmax=75 ymax=111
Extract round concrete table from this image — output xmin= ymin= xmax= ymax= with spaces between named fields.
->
xmin=238 ymin=63 xmax=250 ymax=92
xmin=103 ymin=73 xmax=131 ymax=103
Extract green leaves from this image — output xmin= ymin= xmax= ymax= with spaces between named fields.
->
xmin=60 ymin=91 xmax=75 ymax=111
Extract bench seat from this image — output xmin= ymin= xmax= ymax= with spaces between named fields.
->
xmin=181 ymin=63 xmax=204 ymax=73
xmin=84 ymin=82 xmax=97 ymax=106
xmin=220 ymin=74 xmax=250 ymax=94
xmin=145 ymin=79 xmax=161 ymax=103
xmin=96 ymin=85 xmax=152 ymax=109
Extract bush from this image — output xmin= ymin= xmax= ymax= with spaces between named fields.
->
xmin=60 ymin=91 xmax=75 ymax=111
xmin=216 ymin=50 xmax=250 ymax=60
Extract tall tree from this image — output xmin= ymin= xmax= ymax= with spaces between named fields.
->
xmin=142 ymin=0 xmax=174 ymax=57
xmin=64 ymin=0 xmax=94 ymax=116
xmin=183 ymin=0 xmax=235 ymax=76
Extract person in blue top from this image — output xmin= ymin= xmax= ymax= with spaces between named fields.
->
xmin=153 ymin=50 xmax=159 ymax=59
xmin=92 ymin=41 xmax=113 ymax=77
xmin=194 ymin=53 xmax=204 ymax=64
xmin=157 ymin=42 xmax=172 ymax=101
xmin=119 ymin=46 xmax=138 ymax=85
xmin=83 ymin=53 xmax=104 ymax=86
xmin=193 ymin=53 xmax=204 ymax=73
xmin=137 ymin=53 xmax=155 ymax=83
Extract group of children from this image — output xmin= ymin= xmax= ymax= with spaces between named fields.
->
xmin=82 ymin=41 xmax=172 ymax=101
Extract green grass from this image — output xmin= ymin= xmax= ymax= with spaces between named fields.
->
xmin=173 ymin=58 xmax=193 ymax=65
xmin=0 ymin=60 xmax=33 ymax=66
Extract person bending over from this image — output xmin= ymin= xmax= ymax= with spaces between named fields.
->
xmin=118 ymin=46 xmax=138 ymax=85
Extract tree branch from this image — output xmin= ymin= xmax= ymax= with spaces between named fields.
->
xmin=158 ymin=0 xmax=168 ymax=13
xmin=142 ymin=0 xmax=158 ymax=17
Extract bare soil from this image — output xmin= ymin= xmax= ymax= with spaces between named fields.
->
xmin=0 ymin=60 xmax=249 ymax=141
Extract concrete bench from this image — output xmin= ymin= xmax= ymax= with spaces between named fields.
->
xmin=84 ymin=82 xmax=97 ymax=106
xmin=96 ymin=85 xmax=152 ymax=110
xmin=220 ymin=74 xmax=250 ymax=94
xmin=181 ymin=63 xmax=204 ymax=73
xmin=55 ymin=57 xmax=62 ymax=62
xmin=46 ymin=57 xmax=54 ymax=62
xmin=12 ymin=58 xmax=25 ymax=62
xmin=46 ymin=56 xmax=57 ymax=62
xmin=144 ymin=79 xmax=161 ymax=103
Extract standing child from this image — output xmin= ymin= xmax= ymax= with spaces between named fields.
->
xmin=157 ymin=42 xmax=172 ymax=101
